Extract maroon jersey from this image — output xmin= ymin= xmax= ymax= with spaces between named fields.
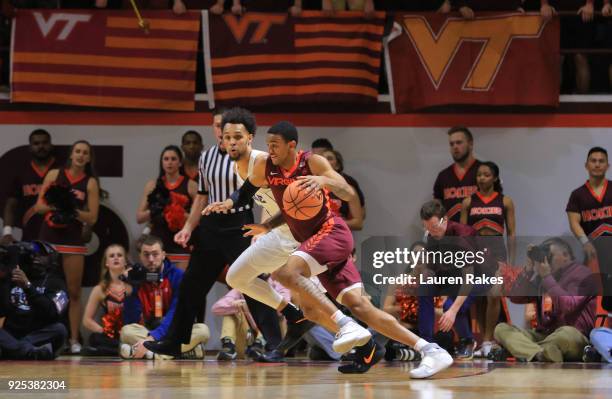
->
xmin=150 ymin=175 xmax=192 ymax=255
xmin=39 ymin=169 xmax=90 ymax=252
xmin=467 ymin=191 xmax=506 ymax=235
xmin=566 ymin=180 xmax=612 ymax=239
xmin=10 ymin=158 xmax=58 ymax=240
xmin=266 ymin=151 xmax=332 ymax=243
xmin=433 ymin=159 xmax=480 ymax=222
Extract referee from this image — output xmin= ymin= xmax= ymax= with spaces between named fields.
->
xmin=145 ymin=107 xmax=282 ymax=356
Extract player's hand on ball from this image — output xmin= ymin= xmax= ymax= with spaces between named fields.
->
xmin=202 ymin=199 xmax=233 ymax=215
xmin=242 ymin=223 xmax=270 ymax=237
xmin=296 ymin=175 xmax=324 ymax=195
xmin=174 ymin=228 xmax=191 ymax=248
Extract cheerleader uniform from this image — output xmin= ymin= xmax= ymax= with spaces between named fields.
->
xmin=150 ymin=175 xmax=192 ymax=264
xmin=39 ymin=169 xmax=90 ymax=255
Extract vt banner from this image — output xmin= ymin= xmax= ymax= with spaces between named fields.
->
xmin=203 ymin=10 xmax=385 ymax=108
xmin=11 ymin=10 xmax=200 ymax=111
xmin=386 ymin=13 xmax=560 ymax=112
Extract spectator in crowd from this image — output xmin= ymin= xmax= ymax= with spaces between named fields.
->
xmin=210 ymin=0 xmax=242 ymax=14
xmin=460 ymin=161 xmax=516 ymax=358
xmin=449 ymin=1 xmax=524 ymax=19
xmin=0 ymin=241 xmax=68 ymax=360
xmin=36 ymin=140 xmax=100 ymax=354
xmin=419 ymin=199 xmax=488 ymax=359
xmin=120 ymin=235 xmax=209 ymax=359
xmin=311 ymin=137 xmax=334 ymax=156
xmin=181 ymin=130 xmax=204 ymax=182
xmin=81 ymin=244 xmax=128 ymax=356
xmin=322 ymin=149 xmax=365 ymax=230
xmin=433 ymin=126 xmax=481 ymax=223
xmin=2 ymin=129 xmax=58 ymax=245
xmin=494 ymin=237 xmax=598 ymax=362
xmin=213 ymin=274 xmax=289 ymax=360
xmin=137 ymin=145 xmax=196 ymax=270
xmin=589 ymin=326 xmax=612 ymax=362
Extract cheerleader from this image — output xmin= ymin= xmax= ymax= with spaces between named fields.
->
xmin=82 ymin=244 xmax=128 ymax=356
xmin=136 ymin=145 xmax=196 ymax=270
xmin=36 ymin=140 xmax=100 ymax=353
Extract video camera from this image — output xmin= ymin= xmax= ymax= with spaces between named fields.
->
xmin=119 ymin=263 xmax=161 ymax=286
xmin=0 ymin=241 xmax=60 ymax=280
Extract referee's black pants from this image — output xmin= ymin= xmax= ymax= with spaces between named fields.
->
xmin=166 ymin=211 xmax=282 ymax=347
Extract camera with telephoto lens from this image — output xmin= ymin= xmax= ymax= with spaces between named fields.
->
xmin=0 ymin=241 xmax=60 ymax=280
xmin=527 ymin=244 xmax=551 ymax=264
xmin=119 ymin=263 xmax=161 ymax=286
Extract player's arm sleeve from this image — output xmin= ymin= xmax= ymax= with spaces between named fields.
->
xmin=230 ymin=178 xmax=259 ymax=208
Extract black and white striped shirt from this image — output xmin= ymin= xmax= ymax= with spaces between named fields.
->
xmin=198 ymin=145 xmax=251 ymax=212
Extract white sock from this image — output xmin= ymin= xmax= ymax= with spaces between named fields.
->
xmin=331 ymin=310 xmax=351 ymax=327
xmin=414 ymin=338 xmax=429 ymax=352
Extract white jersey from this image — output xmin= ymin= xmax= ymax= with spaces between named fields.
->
xmin=236 ymin=150 xmax=293 ymax=238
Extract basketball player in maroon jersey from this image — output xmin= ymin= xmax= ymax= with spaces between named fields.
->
xmin=35 ymin=140 xmax=100 ymax=353
xmin=433 ymin=126 xmax=480 ymax=222
xmin=460 ymin=161 xmax=516 ymax=357
xmin=2 ymin=129 xmax=58 ymax=244
xmin=209 ymin=121 xmax=453 ymax=378
xmin=567 ymin=147 xmax=612 ymax=295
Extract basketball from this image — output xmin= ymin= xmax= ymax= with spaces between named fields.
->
xmin=282 ymin=180 xmax=324 ymax=220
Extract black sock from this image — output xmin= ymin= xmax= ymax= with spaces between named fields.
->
xmin=280 ymin=303 xmax=304 ymax=323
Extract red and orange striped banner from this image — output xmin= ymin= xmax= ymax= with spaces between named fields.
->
xmin=203 ymin=10 xmax=386 ymax=107
xmin=11 ymin=10 xmax=200 ymax=111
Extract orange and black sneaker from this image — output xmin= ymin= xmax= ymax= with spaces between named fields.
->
xmin=338 ymin=339 xmax=385 ymax=374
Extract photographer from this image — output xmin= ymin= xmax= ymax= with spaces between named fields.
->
xmin=494 ymin=237 xmax=598 ymax=362
xmin=119 ymin=235 xmax=209 ymax=359
xmin=0 ymin=241 xmax=68 ymax=360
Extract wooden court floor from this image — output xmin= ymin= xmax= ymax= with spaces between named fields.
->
xmin=0 ymin=357 xmax=610 ymax=399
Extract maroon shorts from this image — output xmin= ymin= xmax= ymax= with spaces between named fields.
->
xmin=293 ymin=216 xmax=362 ymax=302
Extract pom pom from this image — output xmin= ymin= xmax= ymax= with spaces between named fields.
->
xmin=147 ymin=180 xmax=171 ymax=218
xmin=44 ymin=183 xmax=78 ymax=227
xmin=163 ymin=192 xmax=189 ymax=232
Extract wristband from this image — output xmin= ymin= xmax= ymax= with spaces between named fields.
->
xmin=3 ymin=226 xmax=13 ymax=236
xmin=579 ymin=235 xmax=590 ymax=245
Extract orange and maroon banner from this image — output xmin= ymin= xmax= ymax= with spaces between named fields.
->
xmin=203 ymin=10 xmax=385 ymax=108
xmin=386 ymin=13 xmax=559 ymax=112
xmin=11 ymin=10 xmax=200 ymax=111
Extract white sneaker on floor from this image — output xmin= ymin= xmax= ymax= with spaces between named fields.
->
xmin=120 ymin=343 xmax=133 ymax=359
xmin=70 ymin=342 xmax=82 ymax=354
xmin=332 ymin=321 xmax=372 ymax=354
xmin=474 ymin=341 xmax=493 ymax=358
xmin=409 ymin=343 xmax=453 ymax=379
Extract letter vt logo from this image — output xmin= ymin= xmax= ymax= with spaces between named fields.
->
xmin=224 ymin=14 xmax=287 ymax=44
xmin=403 ymin=15 xmax=546 ymax=91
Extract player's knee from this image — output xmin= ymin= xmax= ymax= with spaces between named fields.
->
xmin=273 ymin=267 xmax=297 ymax=287
xmin=225 ymin=267 xmax=245 ymax=290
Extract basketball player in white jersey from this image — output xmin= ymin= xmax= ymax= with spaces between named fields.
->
xmin=213 ymin=119 xmax=372 ymax=365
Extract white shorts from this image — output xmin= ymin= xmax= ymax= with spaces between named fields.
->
xmin=231 ymin=227 xmax=327 ymax=292
xmin=234 ymin=228 xmax=299 ymax=274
